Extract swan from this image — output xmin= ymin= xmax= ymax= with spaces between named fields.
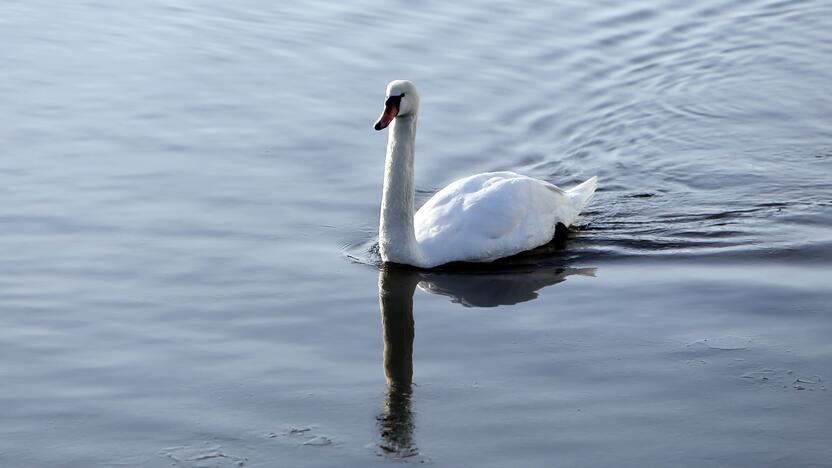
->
xmin=373 ymin=80 xmax=598 ymax=269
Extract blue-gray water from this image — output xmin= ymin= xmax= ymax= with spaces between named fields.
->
xmin=2 ymin=1 xmax=831 ymax=467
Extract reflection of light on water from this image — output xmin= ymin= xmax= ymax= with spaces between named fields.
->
xmin=375 ymin=264 xmax=596 ymax=457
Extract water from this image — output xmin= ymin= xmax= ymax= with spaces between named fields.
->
xmin=1 ymin=0 xmax=831 ymax=466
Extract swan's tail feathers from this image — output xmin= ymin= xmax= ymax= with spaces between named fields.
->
xmin=566 ymin=176 xmax=598 ymax=212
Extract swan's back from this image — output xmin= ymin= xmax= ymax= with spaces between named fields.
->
xmin=413 ymin=172 xmax=597 ymax=267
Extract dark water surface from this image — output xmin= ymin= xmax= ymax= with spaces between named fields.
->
xmin=2 ymin=0 xmax=831 ymax=467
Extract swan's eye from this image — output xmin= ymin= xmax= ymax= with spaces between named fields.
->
xmin=385 ymin=93 xmax=405 ymax=107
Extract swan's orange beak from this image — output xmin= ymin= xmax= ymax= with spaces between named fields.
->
xmin=374 ymin=101 xmax=399 ymax=131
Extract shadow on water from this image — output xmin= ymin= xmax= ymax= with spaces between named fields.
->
xmin=375 ymin=262 xmax=594 ymax=457
xmin=418 ymin=266 xmax=595 ymax=307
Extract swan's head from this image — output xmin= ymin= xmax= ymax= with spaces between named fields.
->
xmin=374 ymin=80 xmax=420 ymax=131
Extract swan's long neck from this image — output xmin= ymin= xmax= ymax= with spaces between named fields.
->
xmin=379 ymin=114 xmax=424 ymax=266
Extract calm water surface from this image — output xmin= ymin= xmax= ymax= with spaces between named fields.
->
xmin=1 ymin=0 xmax=831 ymax=467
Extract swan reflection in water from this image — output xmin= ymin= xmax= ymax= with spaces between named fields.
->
xmin=375 ymin=264 xmax=595 ymax=457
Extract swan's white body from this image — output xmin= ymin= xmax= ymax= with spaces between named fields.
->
xmin=375 ymin=80 xmax=597 ymax=269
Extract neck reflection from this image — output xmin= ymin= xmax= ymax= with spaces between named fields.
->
xmin=377 ymin=266 xmax=420 ymax=458
xmin=375 ymin=262 xmax=596 ymax=457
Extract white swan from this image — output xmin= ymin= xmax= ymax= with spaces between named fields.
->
xmin=374 ymin=80 xmax=598 ymax=268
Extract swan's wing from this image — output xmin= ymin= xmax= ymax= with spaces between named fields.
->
xmin=414 ymin=172 xmax=571 ymax=265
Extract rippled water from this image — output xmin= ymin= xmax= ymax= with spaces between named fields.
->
xmin=2 ymin=0 xmax=831 ymax=466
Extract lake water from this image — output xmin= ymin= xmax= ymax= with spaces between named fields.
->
xmin=1 ymin=0 xmax=831 ymax=466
